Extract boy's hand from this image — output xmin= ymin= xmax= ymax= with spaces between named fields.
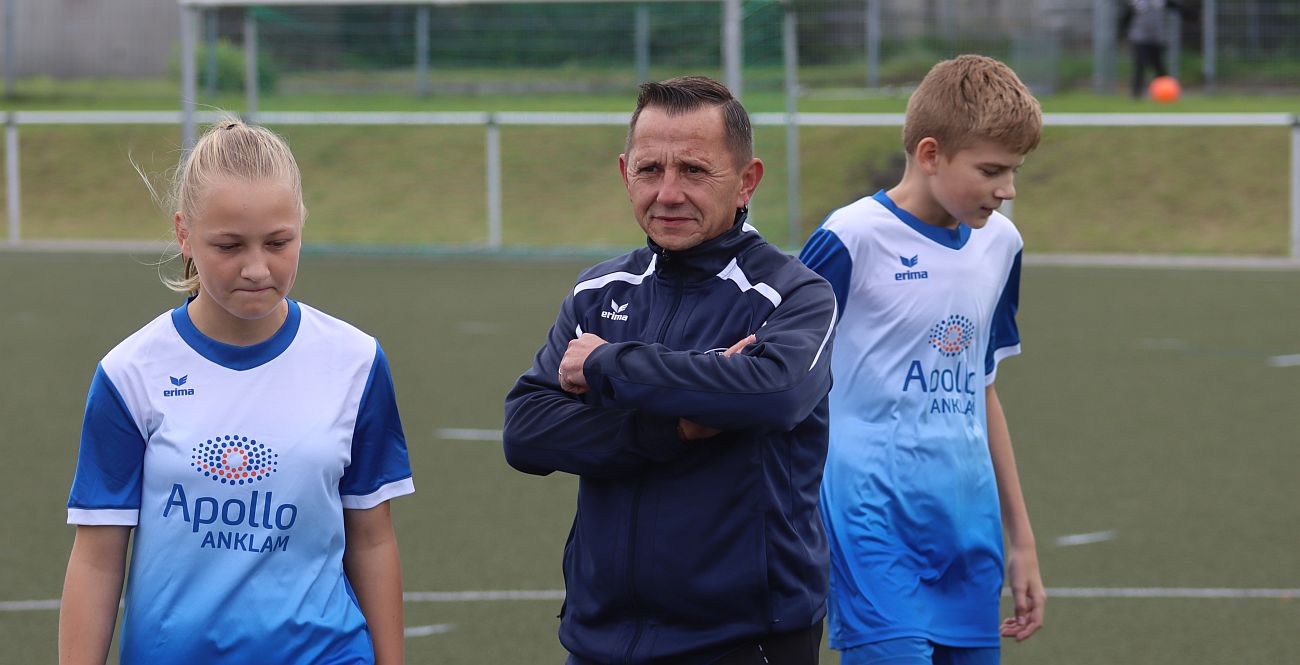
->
xmin=1000 ymin=544 xmax=1045 ymax=641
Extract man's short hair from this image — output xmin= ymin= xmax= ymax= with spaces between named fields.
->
xmin=627 ymin=75 xmax=753 ymax=168
xmin=903 ymin=55 xmax=1043 ymax=157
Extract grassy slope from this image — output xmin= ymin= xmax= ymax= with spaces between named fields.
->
xmin=2 ymin=77 xmax=1297 ymax=254
xmin=12 ymin=122 xmax=1290 ymax=255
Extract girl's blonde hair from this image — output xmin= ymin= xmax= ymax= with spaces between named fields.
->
xmin=159 ymin=116 xmax=306 ymax=295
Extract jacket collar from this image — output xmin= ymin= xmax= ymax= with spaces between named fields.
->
xmin=646 ymin=209 xmax=764 ymax=283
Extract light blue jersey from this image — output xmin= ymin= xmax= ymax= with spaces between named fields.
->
xmin=67 ymin=299 xmax=414 ymax=665
xmin=799 ymin=190 xmax=1022 ymax=649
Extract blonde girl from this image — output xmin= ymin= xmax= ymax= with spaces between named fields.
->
xmin=59 ymin=118 xmax=413 ymax=665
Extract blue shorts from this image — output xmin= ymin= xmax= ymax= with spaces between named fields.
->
xmin=840 ymin=638 xmax=999 ymax=665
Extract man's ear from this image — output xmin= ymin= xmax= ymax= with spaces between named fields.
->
xmin=618 ymin=153 xmax=631 ymax=193
xmin=736 ymin=158 xmax=764 ymax=208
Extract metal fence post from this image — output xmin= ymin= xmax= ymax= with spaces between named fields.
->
xmin=1291 ymin=116 xmax=1299 ymax=259
xmin=244 ymin=8 xmax=258 ymax=122
xmin=205 ymin=8 xmax=219 ymax=98
xmin=1202 ymin=0 xmax=1216 ymax=92
xmin=6 ymin=112 xmax=19 ymax=243
xmin=3 ymin=0 xmax=14 ymax=100
xmin=1168 ymin=11 xmax=1181 ymax=81
xmin=181 ymin=5 xmax=198 ymax=152
xmin=783 ymin=0 xmax=800 ymax=249
xmin=486 ymin=113 xmax=502 ymax=248
xmin=722 ymin=0 xmax=742 ymax=99
xmin=635 ymin=5 xmax=651 ymax=84
xmin=865 ymin=0 xmax=880 ymax=88
xmin=1092 ymin=0 xmax=1110 ymax=94
xmin=416 ymin=5 xmax=430 ymax=97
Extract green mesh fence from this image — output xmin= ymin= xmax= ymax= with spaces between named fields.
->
xmin=194 ymin=0 xmax=1297 ymax=101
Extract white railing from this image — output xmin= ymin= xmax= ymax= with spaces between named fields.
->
xmin=4 ymin=110 xmax=1299 ymax=256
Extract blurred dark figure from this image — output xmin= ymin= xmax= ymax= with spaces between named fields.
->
xmin=1120 ymin=0 xmax=1195 ymax=98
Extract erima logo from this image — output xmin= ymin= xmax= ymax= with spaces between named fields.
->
xmin=601 ymin=300 xmax=630 ymax=321
xmin=895 ymin=254 xmax=929 ymax=281
xmin=164 ymin=375 xmax=195 ymax=397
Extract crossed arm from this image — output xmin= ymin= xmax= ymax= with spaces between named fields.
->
xmin=558 ymin=333 xmax=756 ymax=440
xmin=503 ymin=277 xmax=835 ymax=478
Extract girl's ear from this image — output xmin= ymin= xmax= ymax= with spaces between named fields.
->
xmin=174 ymin=212 xmax=191 ymax=259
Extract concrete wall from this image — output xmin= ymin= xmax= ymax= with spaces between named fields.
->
xmin=2 ymin=0 xmax=178 ymax=78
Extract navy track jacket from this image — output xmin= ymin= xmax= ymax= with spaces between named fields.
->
xmin=504 ymin=213 xmax=837 ymax=664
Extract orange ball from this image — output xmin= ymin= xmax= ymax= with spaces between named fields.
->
xmin=1149 ymin=76 xmax=1181 ymax=103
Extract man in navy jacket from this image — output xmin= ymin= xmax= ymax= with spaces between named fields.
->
xmin=504 ymin=75 xmax=837 ymax=665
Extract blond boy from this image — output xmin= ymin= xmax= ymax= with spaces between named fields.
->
xmin=798 ymin=55 xmax=1045 ymax=665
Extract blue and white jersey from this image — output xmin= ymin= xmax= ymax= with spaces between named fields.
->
xmin=67 ymin=299 xmax=414 ymax=665
xmin=799 ymin=190 xmax=1022 ymax=649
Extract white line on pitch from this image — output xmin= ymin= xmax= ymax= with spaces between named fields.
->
xmin=1035 ymin=588 xmax=1300 ymax=599
xmin=1267 ymin=354 xmax=1300 ymax=367
xmin=1137 ymin=338 xmax=1189 ymax=352
xmin=9 ymin=587 xmax=1300 ymax=613
xmin=405 ymin=623 xmax=456 ymax=638
xmin=0 ymin=600 xmax=59 ymax=611
xmin=403 ymin=590 xmax=565 ymax=602
xmin=1054 ymin=530 xmax=1118 ymax=547
xmin=435 ymin=428 xmax=503 ymax=442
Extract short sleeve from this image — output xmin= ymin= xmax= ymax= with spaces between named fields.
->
xmin=985 ymin=250 xmax=1023 ymax=384
xmin=67 ymin=364 xmax=146 ymax=525
xmin=798 ymin=227 xmax=853 ymax=320
xmin=340 ymin=343 xmax=414 ymax=509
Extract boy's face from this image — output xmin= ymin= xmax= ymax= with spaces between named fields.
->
xmin=927 ymin=140 xmax=1025 ymax=229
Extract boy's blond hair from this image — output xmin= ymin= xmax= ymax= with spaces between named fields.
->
xmin=903 ymin=55 xmax=1043 ymax=157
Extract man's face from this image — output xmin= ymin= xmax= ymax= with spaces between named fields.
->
xmin=928 ymin=139 xmax=1025 ymax=230
xmin=620 ymin=105 xmax=762 ymax=251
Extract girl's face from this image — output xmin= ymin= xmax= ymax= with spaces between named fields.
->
xmin=176 ymin=177 xmax=303 ymax=330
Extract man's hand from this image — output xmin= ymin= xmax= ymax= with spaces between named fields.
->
xmin=676 ymin=334 xmax=756 ymax=440
xmin=723 ymin=334 xmax=756 ymax=357
xmin=1000 ymin=543 xmax=1046 ymax=642
xmin=558 ymin=333 xmax=608 ymax=394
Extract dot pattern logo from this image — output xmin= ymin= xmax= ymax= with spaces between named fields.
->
xmin=192 ymin=435 xmax=278 ymax=485
xmin=929 ymin=315 xmax=976 ymax=357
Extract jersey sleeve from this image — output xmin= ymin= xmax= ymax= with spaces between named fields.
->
xmin=67 ymin=364 xmax=146 ymax=525
xmin=798 ymin=226 xmax=853 ymax=320
xmin=340 ymin=343 xmax=415 ymax=509
xmin=985 ymin=250 xmax=1023 ymax=384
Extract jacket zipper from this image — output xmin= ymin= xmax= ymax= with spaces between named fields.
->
xmin=623 ymin=250 xmax=685 ymax=665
